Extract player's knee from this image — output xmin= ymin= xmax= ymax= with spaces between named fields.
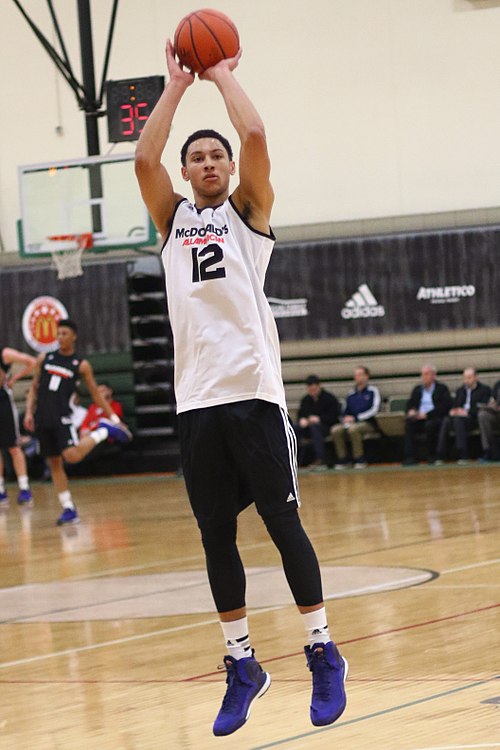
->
xmin=62 ymin=446 xmax=80 ymax=464
xmin=200 ymin=519 xmax=237 ymax=559
xmin=262 ymin=507 xmax=303 ymax=547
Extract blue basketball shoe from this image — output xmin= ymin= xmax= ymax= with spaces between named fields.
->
xmin=98 ymin=418 xmax=132 ymax=443
xmin=17 ymin=489 xmax=34 ymax=506
xmin=0 ymin=490 xmax=8 ymax=506
xmin=56 ymin=507 xmax=79 ymax=526
xmin=213 ymin=651 xmax=271 ymax=736
xmin=304 ymin=641 xmax=348 ymax=726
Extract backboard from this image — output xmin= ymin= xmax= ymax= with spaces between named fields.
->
xmin=18 ymin=152 xmax=157 ymax=257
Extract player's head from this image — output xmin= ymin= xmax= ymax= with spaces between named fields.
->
xmin=354 ymin=365 xmax=370 ymax=388
xmin=97 ymin=382 xmax=113 ymax=401
xmin=180 ymin=130 xmax=235 ymax=203
xmin=420 ymin=364 xmax=437 ymax=387
xmin=57 ymin=319 xmax=77 ymax=351
xmin=463 ymin=367 xmax=477 ymax=388
xmin=181 ymin=130 xmax=233 ymax=166
xmin=305 ymin=374 xmax=321 ymax=398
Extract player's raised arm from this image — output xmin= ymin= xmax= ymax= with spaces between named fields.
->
xmin=201 ymin=53 xmax=274 ymax=234
xmin=135 ymin=40 xmax=195 ymax=239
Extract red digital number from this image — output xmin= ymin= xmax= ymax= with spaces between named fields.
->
xmin=119 ymin=101 xmax=150 ymax=137
xmin=136 ymin=102 xmax=149 ymax=132
xmin=120 ymin=103 xmax=134 ymax=135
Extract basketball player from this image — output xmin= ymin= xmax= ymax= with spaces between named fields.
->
xmin=135 ymin=42 xmax=347 ymax=735
xmin=23 ymin=319 xmax=132 ymax=525
xmin=0 ymin=346 xmax=37 ymax=506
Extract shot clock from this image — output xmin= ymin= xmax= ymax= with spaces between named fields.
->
xmin=106 ymin=76 xmax=164 ymax=143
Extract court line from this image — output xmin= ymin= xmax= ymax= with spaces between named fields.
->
xmin=249 ymin=676 xmax=500 ymax=750
xmin=0 ymin=569 xmax=434 ymax=625
xmin=184 ymin=601 xmax=500 ymax=680
xmin=441 ymin=558 xmax=500 ymax=575
xmin=37 ymin=512 xmax=500 ymax=585
xmin=430 ymin=584 xmax=500 ymax=589
xmin=1 ymin=601 xmax=498 ymax=673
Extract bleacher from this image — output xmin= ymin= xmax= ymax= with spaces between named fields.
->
xmin=283 ymin=326 xmax=500 ymax=463
xmin=10 ymin=325 xmax=500 ymax=470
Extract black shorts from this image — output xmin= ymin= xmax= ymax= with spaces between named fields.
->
xmin=178 ymin=399 xmax=300 ymax=529
xmin=0 ymin=387 xmax=20 ymax=449
xmin=35 ymin=414 xmax=79 ymax=457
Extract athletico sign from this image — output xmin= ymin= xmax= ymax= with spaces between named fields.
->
xmin=416 ymin=285 xmax=476 ymax=303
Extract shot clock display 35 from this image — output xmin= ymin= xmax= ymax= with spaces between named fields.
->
xmin=106 ymin=76 xmax=165 ymax=143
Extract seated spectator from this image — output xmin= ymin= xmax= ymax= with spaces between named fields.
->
xmin=402 ymin=365 xmax=452 ymax=465
xmin=436 ymin=368 xmax=491 ymax=463
xmin=79 ymin=383 xmax=124 ymax=437
xmin=477 ymin=378 xmax=500 ymax=461
xmin=295 ymin=375 xmax=340 ymax=469
xmin=73 ymin=383 xmax=126 ymax=475
xmin=330 ymin=366 xmax=380 ymax=469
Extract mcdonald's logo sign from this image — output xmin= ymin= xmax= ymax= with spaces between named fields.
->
xmin=22 ymin=296 xmax=69 ymax=353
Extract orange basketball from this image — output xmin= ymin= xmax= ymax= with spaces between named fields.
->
xmin=174 ymin=9 xmax=240 ymax=75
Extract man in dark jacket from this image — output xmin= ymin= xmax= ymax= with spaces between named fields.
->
xmin=330 ymin=366 xmax=381 ymax=469
xmin=403 ymin=364 xmax=452 ymax=465
xmin=296 ymin=375 xmax=340 ymax=468
xmin=478 ymin=379 xmax=500 ymax=460
xmin=436 ymin=368 xmax=491 ymax=462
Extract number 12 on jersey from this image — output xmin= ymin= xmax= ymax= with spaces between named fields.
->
xmin=191 ymin=243 xmax=226 ymax=283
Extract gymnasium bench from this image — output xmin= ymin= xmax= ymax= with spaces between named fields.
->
xmin=286 ymin=327 xmax=500 ymax=464
xmin=83 ymin=351 xmax=137 ymax=432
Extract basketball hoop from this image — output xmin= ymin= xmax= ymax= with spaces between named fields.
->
xmin=41 ymin=233 xmax=93 ymax=279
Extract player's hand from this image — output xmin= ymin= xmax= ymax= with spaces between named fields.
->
xmin=24 ymin=413 xmax=34 ymax=433
xmin=199 ymin=47 xmax=242 ymax=81
xmin=166 ymin=39 xmax=195 ymax=85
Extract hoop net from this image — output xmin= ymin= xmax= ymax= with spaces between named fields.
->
xmin=42 ymin=233 xmax=93 ymax=280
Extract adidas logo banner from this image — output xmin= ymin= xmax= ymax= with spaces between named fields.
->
xmin=341 ymin=284 xmax=385 ymax=319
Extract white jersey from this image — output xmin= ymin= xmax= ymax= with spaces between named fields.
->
xmin=161 ymin=197 xmax=286 ymax=414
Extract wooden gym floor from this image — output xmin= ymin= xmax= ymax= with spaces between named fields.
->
xmin=0 ymin=463 xmax=499 ymax=749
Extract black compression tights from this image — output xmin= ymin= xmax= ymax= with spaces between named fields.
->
xmin=200 ymin=508 xmax=323 ymax=613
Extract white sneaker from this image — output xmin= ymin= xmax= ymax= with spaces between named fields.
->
xmin=334 ymin=463 xmax=349 ymax=470
xmin=353 ymin=462 xmax=368 ymax=469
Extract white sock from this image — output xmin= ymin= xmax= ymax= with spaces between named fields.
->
xmin=58 ymin=490 xmax=75 ymax=510
xmin=90 ymin=427 xmax=108 ymax=445
xmin=302 ymin=606 xmax=331 ymax=646
xmin=220 ymin=617 xmax=252 ymax=660
xmin=18 ymin=475 xmax=30 ymax=491
xmin=0 ymin=477 xmax=5 ymax=494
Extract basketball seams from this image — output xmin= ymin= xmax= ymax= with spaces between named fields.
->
xmin=188 ymin=18 xmax=206 ymax=72
xmin=193 ymin=14 xmax=225 ymax=60
xmin=196 ymin=9 xmax=239 ymax=38
xmin=193 ymin=10 xmax=239 ymax=57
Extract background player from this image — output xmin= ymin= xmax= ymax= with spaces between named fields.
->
xmin=135 ymin=41 xmax=347 ymax=735
xmin=23 ymin=319 xmax=131 ymax=525
xmin=0 ymin=345 xmax=36 ymax=506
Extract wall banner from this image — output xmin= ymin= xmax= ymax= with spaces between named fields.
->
xmin=265 ymin=227 xmax=498 ymax=340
